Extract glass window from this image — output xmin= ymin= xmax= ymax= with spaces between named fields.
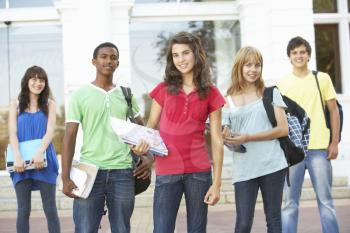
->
xmin=130 ymin=20 xmax=240 ymax=116
xmin=3 ymin=25 xmax=64 ymax=107
xmin=135 ymin=0 xmax=232 ymax=3
xmin=313 ymin=0 xmax=337 ymax=13
xmin=9 ymin=0 xmax=54 ymax=8
xmin=0 ymin=27 xmax=10 ymax=107
xmin=348 ymin=0 xmax=350 ymax=12
xmin=135 ymin=0 xmax=176 ymax=2
xmin=0 ymin=0 xmax=6 ymax=8
xmin=314 ymin=24 xmax=342 ymax=93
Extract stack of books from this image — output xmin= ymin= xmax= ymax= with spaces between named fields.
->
xmin=110 ymin=117 xmax=168 ymax=156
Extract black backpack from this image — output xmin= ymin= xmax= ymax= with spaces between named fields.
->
xmin=120 ymin=86 xmax=151 ymax=195
xmin=312 ymin=71 xmax=343 ymax=143
xmin=262 ymin=86 xmax=310 ymax=170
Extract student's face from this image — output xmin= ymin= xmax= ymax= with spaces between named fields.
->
xmin=92 ymin=47 xmax=119 ymax=76
xmin=172 ymin=43 xmax=195 ymax=77
xmin=28 ymin=75 xmax=46 ymax=95
xmin=242 ymin=60 xmax=262 ymax=84
xmin=289 ymin=45 xmax=310 ymax=69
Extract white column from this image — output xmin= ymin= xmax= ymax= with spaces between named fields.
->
xmin=110 ymin=0 xmax=134 ymax=86
xmin=55 ymin=0 xmax=113 ymax=95
xmin=338 ymin=0 xmax=350 ymax=94
xmin=237 ymin=0 xmax=315 ymax=85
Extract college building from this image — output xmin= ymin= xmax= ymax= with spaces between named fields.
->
xmin=0 ymin=0 xmax=349 ymax=175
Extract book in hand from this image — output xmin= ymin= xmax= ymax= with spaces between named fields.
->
xmin=6 ymin=139 xmax=47 ymax=172
xmin=110 ymin=117 xmax=168 ymax=156
xmin=69 ymin=160 xmax=98 ymax=199
xmin=224 ymin=132 xmax=247 ymax=153
xmin=224 ymin=142 xmax=247 ymax=153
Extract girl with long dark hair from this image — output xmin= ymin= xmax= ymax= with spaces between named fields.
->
xmin=147 ymin=32 xmax=225 ymax=233
xmin=8 ymin=65 xmax=60 ymax=233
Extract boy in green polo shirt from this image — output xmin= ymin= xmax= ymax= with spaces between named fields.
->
xmin=61 ymin=42 xmax=153 ymax=233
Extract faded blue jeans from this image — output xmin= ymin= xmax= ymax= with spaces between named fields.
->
xmin=234 ymin=168 xmax=286 ymax=233
xmin=153 ymin=171 xmax=212 ymax=233
xmin=73 ymin=169 xmax=135 ymax=233
xmin=282 ymin=150 xmax=340 ymax=233
xmin=14 ymin=179 xmax=60 ymax=233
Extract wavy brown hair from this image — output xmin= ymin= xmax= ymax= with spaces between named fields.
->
xmin=227 ymin=46 xmax=265 ymax=96
xmin=18 ymin=66 xmax=52 ymax=116
xmin=164 ymin=32 xmax=212 ymax=99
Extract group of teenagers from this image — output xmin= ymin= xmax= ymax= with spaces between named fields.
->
xmin=8 ymin=32 xmax=341 ymax=233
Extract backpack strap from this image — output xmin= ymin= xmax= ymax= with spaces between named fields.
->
xmin=312 ymin=70 xmax=327 ymax=120
xmin=121 ymin=86 xmax=132 ymax=107
xmin=262 ymin=86 xmax=277 ymax=127
xmin=120 ymin=86 xmax=135 ymax=121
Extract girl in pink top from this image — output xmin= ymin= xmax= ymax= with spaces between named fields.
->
xmin=147 ymin=32 xmax=225 ymax=233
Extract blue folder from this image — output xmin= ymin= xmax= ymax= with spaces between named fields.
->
xmin=6 ymin=139 xmax=47 ymax=172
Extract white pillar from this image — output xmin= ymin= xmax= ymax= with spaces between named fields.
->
xmin=237 ymin=0 xmax=315 ymax=85
xmin=55 ymin=0 xmax=114 ymax=95
xmin=110 ymin=0 xmax=134 ymax=86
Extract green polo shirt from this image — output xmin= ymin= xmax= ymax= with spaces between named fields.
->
xmin=66 ymin=84 xmax=140 ymax=169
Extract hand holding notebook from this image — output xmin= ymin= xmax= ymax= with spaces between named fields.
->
xmin=6 ymin=139 xmax=47 ymax=172
xmin=110 ymin=117 xmax=168 ymax=156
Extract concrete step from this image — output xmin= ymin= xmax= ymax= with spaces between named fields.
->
xmin=1 ymin=185 xmax=349 ymax=211
xmin=0 ymin=171 xmax=349 ymax=211
xmin=1 ymin=187 xmax=350 ymax=211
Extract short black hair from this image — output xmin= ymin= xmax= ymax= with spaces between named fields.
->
xmin=93 ymin=42 xmax=119 ymax=59
xmin=286 ymin=36 xmax=312 ymax=57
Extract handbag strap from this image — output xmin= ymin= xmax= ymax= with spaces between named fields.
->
xmin=312 ymin=70 xmax=327 ymax=118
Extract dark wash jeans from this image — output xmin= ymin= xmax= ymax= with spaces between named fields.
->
xmin=153 ymin=171 xmax=212 ymax=233
xmin=15 ymin=179 xmax=60 ymax=233
xmin=73 ymin=169 xmax=135 ymax=233
xmin=234 ymin=168 xmax=286 ymax=233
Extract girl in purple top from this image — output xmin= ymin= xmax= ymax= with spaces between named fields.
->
xmin=8 ymin=66 xmax=60 ymax=233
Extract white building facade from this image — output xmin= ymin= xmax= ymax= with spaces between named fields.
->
xmin=0 ymin=0 xmax=349 ymax=176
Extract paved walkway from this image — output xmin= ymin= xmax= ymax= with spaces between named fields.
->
xmin=0 ymin=199 xmax=349 ymax=233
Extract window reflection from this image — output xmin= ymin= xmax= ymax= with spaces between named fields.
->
xmin=313 ymin=0 xmax=337 ymax=13
xmin=314 ymin=24 xmax=342 ymax=93
xmin=135 ymin=0 xmax=233 ymax=3
xmin=0 ymin=27 xmax=9 ymax=105
xmin=136 ymin=0 xmax=176 ymax=2
xmin=0 ymin=25 xmax=63 ymax=107
xmin=9 ymin=0 xmax=54 ymax=8
xmin=130 ymin=20 xmax=240 ymax=117
xmin=0 ymin=0 xmax=6 ymax=8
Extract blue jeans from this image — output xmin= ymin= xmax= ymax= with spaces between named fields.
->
xmin=73 ymin=169 xmax=135 ymax=233
xmin=153 ymin=171 xmax=212 ymax=233
xmin=234 ymin=168 xmax=286 ymax=233
xmin=14 ymin=179 xmax=60 ymax=233
xmin=282 ymin=150 xmax=339 ymax=233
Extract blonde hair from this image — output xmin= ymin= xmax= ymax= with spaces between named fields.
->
xmin=227 ymin=46 xmax=265 ymax=96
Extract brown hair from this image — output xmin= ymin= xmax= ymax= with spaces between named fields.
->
xmin=164 ymin=31 xmax=212 ymax=99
